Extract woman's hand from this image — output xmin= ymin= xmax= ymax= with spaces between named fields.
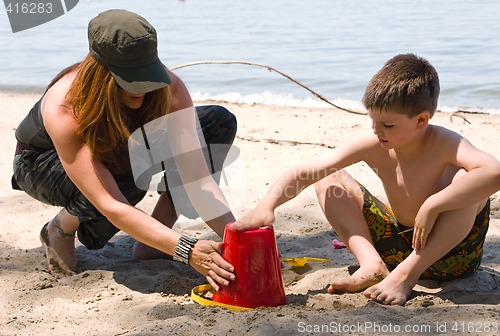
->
xmin=189 ymin=240 xmax=235 ymax=291
xmin=229 ymin=207 xmax=275 ymax=232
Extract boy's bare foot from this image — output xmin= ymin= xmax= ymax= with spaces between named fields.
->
xmin=363 ymin=271 xmax=415 ymax=305
xmin=132 ymin=241 xmax=170 ymax=260
xmin=328 ymin=262 xmax=389 ymax=294
xmin=39 ymin=222 xmax=77 ymax=276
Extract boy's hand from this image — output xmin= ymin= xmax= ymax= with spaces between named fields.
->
xmin=229 ymin=208 xmax=275 ymax=231
xmin=413 ymin=205 xmax=438 ymax=251
xmin=189 ymin=240 xmax=235 ymax=291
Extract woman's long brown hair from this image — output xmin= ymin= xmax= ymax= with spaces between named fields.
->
xmin=51 ymin=54 xmax=171 ymax=174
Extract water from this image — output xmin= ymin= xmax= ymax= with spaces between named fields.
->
xmin=1 ymin=0 xmax=500 ymax=114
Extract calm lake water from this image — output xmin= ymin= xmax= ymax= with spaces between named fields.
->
xmin=1 ymin=0 xmax=499 ymax=113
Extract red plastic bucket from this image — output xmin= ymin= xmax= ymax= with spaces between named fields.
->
xmin=212 ymin=224 xmax=286 ymax=308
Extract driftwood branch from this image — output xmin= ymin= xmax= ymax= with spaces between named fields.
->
xmin=170 ymin=61 xmax=366 ymax=115
xmin=447 ymin=109 xmax=489 ymax=124
xmin=449 ymin=112 xmax=471 ymax=124
xmin=171 ymin=61 xmax=491 ymax=121
xmin=237 ymin=135 xmax=336 ymax=149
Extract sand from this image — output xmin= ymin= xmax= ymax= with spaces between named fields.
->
xmin=1 ymin=92 xmax=499 ymax=336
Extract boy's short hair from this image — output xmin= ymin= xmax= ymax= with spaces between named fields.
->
xmin=362 ymin=54 xmax=440 ymax=117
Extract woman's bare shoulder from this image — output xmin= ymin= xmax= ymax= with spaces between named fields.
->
xmin=41 ymin=71 xmax=79 ymax=138
xmin=167 ymin=69 xmax=193 ymax=111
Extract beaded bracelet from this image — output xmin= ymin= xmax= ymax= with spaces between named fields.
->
xmin=173 ymin=235 xmax=198 ymax=265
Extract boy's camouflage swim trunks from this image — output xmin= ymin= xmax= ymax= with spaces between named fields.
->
xmin=359 ymin=184 xmax=489 ymax=281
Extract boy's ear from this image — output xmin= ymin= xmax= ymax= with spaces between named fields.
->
xmin=416 ymin=112 xmax=430 ymax=129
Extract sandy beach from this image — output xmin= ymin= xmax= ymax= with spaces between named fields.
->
xmin=1 ymin=92 xmax=499 ymax=336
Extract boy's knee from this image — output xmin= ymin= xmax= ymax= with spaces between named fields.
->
xmin=451 ymin=168 xmax=488 ymax=213
xmin=315 ymin=170 xmax=363 ymax=203
xmin=314 ymin=178 xmax=328 ymax=195
xmin=314 ymin=170 xmax=345 ymax=195
xmin=317 ymin=183 xmax=352 ymax=202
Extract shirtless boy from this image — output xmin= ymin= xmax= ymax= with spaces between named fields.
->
xmin=232 ymin=53 xmax=500 ymax=305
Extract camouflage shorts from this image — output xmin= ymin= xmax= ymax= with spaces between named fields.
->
xmin=12 ymin=105 xmax=237 ymax=250
xmin=360 ymin=184 xmax=490 ymax=281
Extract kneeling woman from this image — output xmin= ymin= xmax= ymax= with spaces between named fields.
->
xmin=12 ymin=10 xmax=237 ymax=291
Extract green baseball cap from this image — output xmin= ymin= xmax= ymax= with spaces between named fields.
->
xmin=88 ymin=9 xmax=171 ymax=94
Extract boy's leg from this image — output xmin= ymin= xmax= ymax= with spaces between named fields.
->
xmin=364 ymin=197 xmax=487 ymax=305
xmin=40 ymin=209 xmax=79 ymax=275
xmin=315 ymin=169 xmax=390 ymax=293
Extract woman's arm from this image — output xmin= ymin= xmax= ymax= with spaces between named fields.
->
xmin=168 ymin=71 xmax=235 ymax=237
xmin=42 ymin=83 xmax=234 ymax=290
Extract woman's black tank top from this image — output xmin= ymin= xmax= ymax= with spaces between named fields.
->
xmin=15 ymin=97 xmax=55 ymax=149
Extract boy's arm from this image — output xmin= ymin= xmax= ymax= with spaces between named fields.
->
xmin=231 ymin=135 xmax=376 ymax=231
xmin=414 ymin=136 xmax=500 ymax=250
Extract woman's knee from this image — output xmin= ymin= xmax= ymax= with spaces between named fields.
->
xmin=213 ymin=106 xmax=237 ymax=143
xmin=197 ymin=105 xmax=237 ymax=144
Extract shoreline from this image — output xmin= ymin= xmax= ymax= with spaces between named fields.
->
xmin=1 ymin=92 xmax=499 ymax=336
xmin=1 ymin=90 xmax=499 ymax=116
